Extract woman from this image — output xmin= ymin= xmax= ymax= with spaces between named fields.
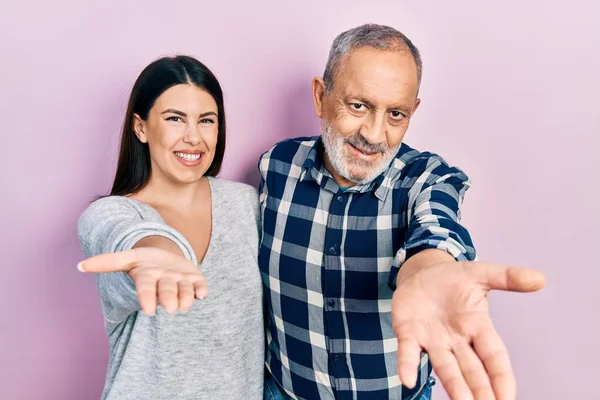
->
xmin=77 ymin=55 xmax=263 ymax=399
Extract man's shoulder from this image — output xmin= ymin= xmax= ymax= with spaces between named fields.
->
xmin=259 ymin=135 xmax=318 ymax=169
xmin=398 ymin=143 xmax=469 ymax=181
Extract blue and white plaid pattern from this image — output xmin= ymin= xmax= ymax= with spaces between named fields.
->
xmin=258 ymin=136 xmax=476 ymax=400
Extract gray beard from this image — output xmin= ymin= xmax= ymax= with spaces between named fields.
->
xmin=321 ymin=121 xmax=399 ymax=185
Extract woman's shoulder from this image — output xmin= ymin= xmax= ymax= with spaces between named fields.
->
xmin=79 ymin=195 xmax=160 ymax=225
xmin=209 ymin=177 xmax=258 ymax=199
xmin=209 ymin=178 xmax=259 ymax=226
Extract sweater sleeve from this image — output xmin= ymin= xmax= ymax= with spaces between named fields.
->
xmin=77 ymin=196 xmax=196 ymax=330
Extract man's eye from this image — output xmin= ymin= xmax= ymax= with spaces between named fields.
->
xmin=352 ymin=103 xmax=365 ymax=110
xmin=390 ymin=111 xmax=405 ymax=120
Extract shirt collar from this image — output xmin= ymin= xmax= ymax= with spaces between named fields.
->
xmin=299 ymin=136 xmax=419 ymax=201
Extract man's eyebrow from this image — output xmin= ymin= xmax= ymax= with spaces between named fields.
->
xmin=347 ymin=97 xmax=376 ymax=108
xmin=347 ymin=97 xmax=412 ymax=114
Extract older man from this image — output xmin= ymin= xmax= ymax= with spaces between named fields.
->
xmin=259 ymin=24 xmax=544 ymax=400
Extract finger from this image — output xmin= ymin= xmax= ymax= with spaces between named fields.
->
xmin=178 ymin=280 xmax=195 ymax=312
xmin=79 ymin=247 xmax=201 ymax=274
xmin=473 ymin=326 xmax=516 ymax=400
xmin=453 ymin=341 xmax=494 ymax=400
xmin=135 ymin=273 xmax=159 ymax=316
xmin=157 ymin=276 xmax=179 ymax=313
xmin=78 ymin=250 xmax=140 ymax=273
xmin=397 ymin=337 xmax=422 ymax=388
xmin=469 ymin=263 xmax=546 ymax=292
xmin=191 ymin=275 xmax=208 ymax=299
xmin=428 ymin=347 xmax=473 ymax=400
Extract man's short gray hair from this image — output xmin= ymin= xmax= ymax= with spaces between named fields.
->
xmin=323 ymin=23 xmax=422 ymax=94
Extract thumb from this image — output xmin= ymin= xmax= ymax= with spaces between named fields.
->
xmin=471 ymin=262 xmax=546 ymax=292
xmin=77 ymin=250 xmax=139 ymax=273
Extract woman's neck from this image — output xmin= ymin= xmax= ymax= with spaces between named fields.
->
xmin=132 ymin=175 xmax=209 ymax=212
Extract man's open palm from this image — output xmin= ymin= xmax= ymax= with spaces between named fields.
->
xmin=393 ymin=260 xmax=545 ymax=400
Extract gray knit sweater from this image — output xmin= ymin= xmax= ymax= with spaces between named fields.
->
xmin=77 ymin=178 xmax=264 ymax=400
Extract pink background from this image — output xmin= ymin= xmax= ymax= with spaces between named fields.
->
xmin=1 ymin=1 xmax=598 ymax=398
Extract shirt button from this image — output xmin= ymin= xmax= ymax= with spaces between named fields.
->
xmin=328 ymin=246 xmax=337 ymax=255
xmin=327 ymin=299 xmax=335 ymax=308
xmin=333 ymin=354 xmax=343 ymax=361
xmin=336 ymin=195 xmax=344 ymax=202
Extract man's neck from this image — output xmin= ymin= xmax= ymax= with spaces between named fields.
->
xmin=323 ymin=152 xmax=357 ymax=188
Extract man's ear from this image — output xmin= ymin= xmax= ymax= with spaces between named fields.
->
xmin=312 ymin=77 xmax=327 ymax=119
xmin=412 ymin=98 xmax=421 ymax=115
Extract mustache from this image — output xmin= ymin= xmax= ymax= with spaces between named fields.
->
xmin=344 ymin=132 xmax=388 ymax=153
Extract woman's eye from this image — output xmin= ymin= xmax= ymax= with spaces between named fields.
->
xmin=200 ymin=119 xmax=215 ymax=124
xmin=166 ymin=116 xmax=182 ymax=122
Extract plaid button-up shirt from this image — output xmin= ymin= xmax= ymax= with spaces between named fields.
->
xmin=258 ymin=136 xmax=477 ymax=400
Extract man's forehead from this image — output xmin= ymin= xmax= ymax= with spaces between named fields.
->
xmin=337 ymin=73 xmax=418 ymax=107
xmin=334 ymin=48 xmax=419 ymax=101
xmin=343 ymin=47 xmax=417 ymax=73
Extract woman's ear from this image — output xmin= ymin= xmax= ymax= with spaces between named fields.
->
xmin=133 ymin=114 xmax=148 ymax=143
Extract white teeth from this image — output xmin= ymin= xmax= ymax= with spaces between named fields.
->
xmin=175 ymin=152 xmax=201 ymax=161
